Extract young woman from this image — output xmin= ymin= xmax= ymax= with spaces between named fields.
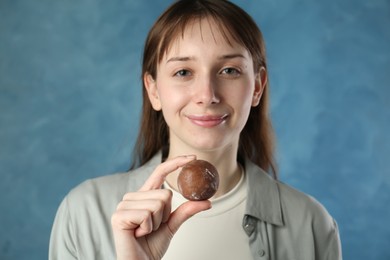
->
xmin=49 ymin=1 xmax=342 ymax=259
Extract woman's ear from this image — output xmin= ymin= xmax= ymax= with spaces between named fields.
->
xmin=144 ymin=73 xmax=162 ymax=111
xmin=252 ymin=67 xmax=267 ymax=107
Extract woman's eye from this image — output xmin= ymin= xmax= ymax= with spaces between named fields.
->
xmin=221 ymin=67 xmax=240 ymax=76
xmin=174 ymin=69 xmax=191 ymax=77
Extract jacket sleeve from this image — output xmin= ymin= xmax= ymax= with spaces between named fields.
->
xmin=320 ymin=218 xmax=342 ymax=260
xmin=312 ymin=203 xmax=343 ymax=260
xmin=49 ymin=196 xmax=78 ymax=260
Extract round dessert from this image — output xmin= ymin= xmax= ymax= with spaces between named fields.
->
xmin=178 ymin=159 xmax=219 ymax=201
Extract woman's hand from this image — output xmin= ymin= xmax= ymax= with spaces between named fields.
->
xmin=111 ymin=155 xmax=212 ymax=260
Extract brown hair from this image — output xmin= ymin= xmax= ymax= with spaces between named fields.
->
xmin=131 ymin=0 xmax=277 ymax=179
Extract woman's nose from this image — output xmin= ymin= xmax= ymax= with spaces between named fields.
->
xmin=192 ymin=76 xmax=220 ymax=105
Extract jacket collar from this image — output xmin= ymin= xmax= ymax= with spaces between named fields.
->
xmin=244 ymin=158 xmax=284 ymax=226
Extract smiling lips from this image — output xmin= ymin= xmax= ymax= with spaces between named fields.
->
xmin=187 ymin=114 xmax=228 ymax=127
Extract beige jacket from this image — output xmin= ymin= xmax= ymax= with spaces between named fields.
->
xmin=49 ymin=153 xmax=342 ymax=259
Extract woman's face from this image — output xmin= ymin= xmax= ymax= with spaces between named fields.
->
xmin=145 ymin=18 xmax=265 ymax=154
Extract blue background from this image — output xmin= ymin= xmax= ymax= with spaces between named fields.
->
xmin=1 ymin=0 xmax=389 ymax=259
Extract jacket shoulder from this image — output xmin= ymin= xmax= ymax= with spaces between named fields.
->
xmin=277 ymin=181 xmax=337 ymax=232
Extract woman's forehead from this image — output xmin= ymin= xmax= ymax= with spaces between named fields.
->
xmin=162 ymin=17 xmax=244 ymax=59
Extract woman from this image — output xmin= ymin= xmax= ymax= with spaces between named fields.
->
xmin=49 ymin=1 xmax=342 ymax=259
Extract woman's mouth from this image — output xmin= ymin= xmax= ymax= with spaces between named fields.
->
xmin=186 ymin=114 xmax=228 ymax=128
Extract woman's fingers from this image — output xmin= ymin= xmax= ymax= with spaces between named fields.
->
xmin=139 ymin=155 xmax=196 ymax=191
xmin=116 ymin=196 xmax=172 ymax=231
xmin=122 ymin=189 xmax=172 ymax=202
xmin=122 ymin=189 xmax=172 ymax=223
xmin=113 ymin=155 xmax=205 ymax=245
xmin=111 ymin=208 xmax=154 ymax=235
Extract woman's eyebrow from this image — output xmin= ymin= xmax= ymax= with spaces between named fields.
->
xmin=166 ymin=56 xmax=196 ymax=63
xmin=218 ymin=53 xmax=246 ymax=60
xmin=166 ymin=53 xmax=246 ymax=64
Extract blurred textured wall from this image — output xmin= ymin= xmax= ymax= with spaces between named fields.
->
xmin=1 ymin=0 xmax=389 ymax=259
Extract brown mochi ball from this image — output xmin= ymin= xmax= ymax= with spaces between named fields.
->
xmin=177 ymin=159 xmax=219 ymax=201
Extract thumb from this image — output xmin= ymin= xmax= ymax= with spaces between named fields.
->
xmin=167 ymin=200 xmax=211 ymax=235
